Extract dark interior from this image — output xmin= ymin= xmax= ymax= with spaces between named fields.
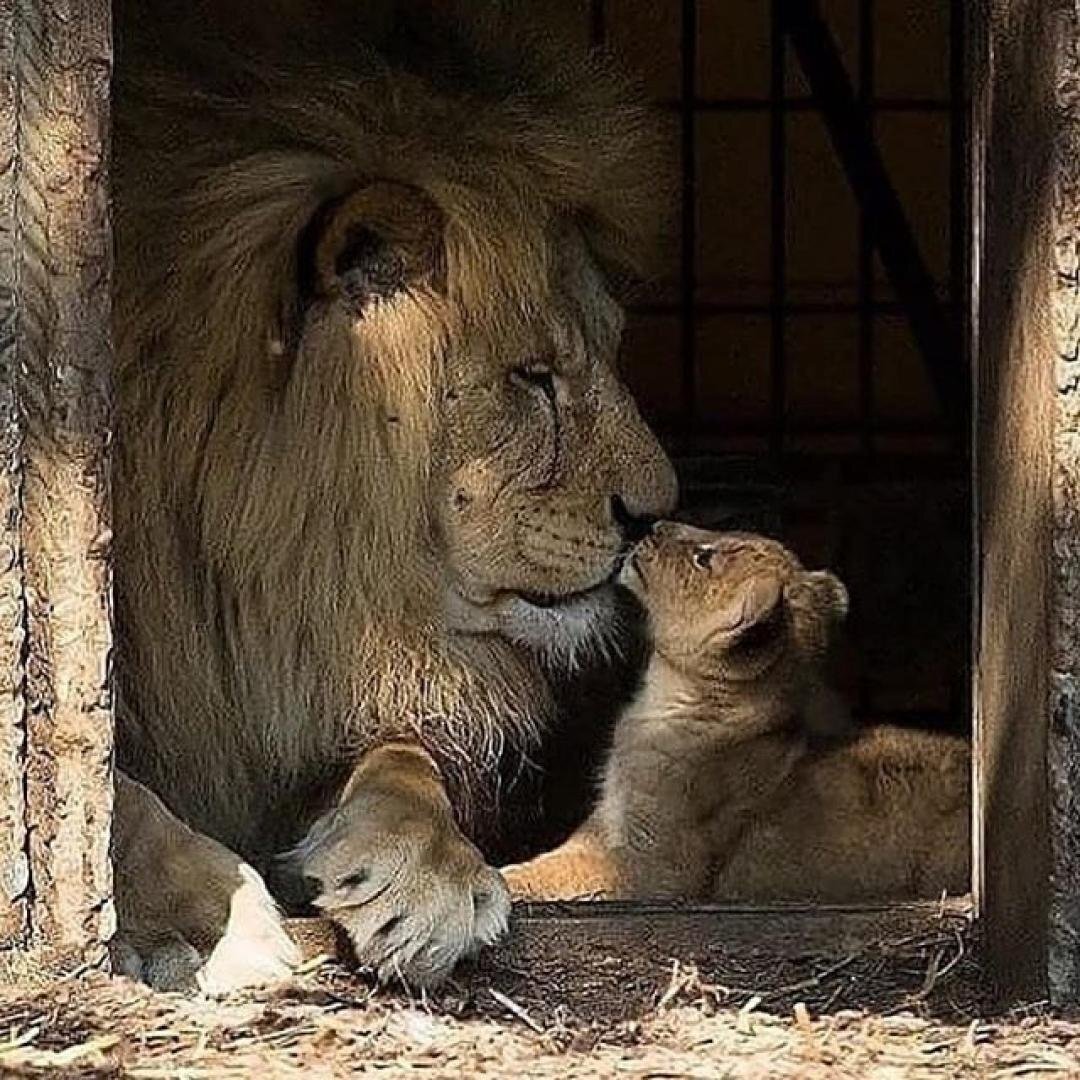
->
xmin=501 ymin=0 xmax=971 ymax=862
xmin=605 ymin=0 xmax=970 ymax=735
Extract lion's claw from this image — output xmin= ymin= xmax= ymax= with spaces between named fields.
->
xmin=287 ymin=787 xmax=510 ymax=987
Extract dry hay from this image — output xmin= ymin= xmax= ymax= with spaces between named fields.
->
xmin=0 ymin=917 xmax=1075 ymax=1079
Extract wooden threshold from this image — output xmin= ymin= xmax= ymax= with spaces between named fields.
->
xmin=285 ymin=896 xmax=974 ymax=968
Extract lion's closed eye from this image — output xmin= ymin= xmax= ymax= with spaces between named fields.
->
xmin=510 ymin=364 xmax=558 ymax=405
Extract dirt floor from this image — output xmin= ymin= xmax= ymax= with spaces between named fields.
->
xmin=0 ymin=912 xmax=1077 ymax=1078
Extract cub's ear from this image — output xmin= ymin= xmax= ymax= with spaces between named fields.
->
xmin=304 ymin=181 xmax=445 ymax=316
xmin=788 ymin=570 xmax=849 ymax=624
xmin=707 ymin=573 xmax=784 ymax=650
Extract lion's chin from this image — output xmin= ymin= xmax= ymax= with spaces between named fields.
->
xmin=501 ymin=586 xmax=625 ymax=672
xmin=446 ymin=583 xmax=624 ymax=673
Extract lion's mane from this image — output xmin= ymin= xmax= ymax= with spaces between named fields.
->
xmin=112 ymin=1 xmax=668 ymax=857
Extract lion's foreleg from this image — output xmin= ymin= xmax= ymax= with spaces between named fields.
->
xmin=288 ymin=741 xmax=511 ymax=986
xmin=112 ymin=772 xmax=299 ymax=993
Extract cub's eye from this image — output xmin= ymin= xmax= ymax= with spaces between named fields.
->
xmin=692 ymin=546 xmax=715 ymax=571
xmin=510 ymin=365 xmax=557 ymax=400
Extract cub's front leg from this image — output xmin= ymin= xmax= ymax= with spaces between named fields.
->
xmin=288 ymin=742 xmax=510 ymax=986
xmin=501 ymin=819 xmax=624 ymax=900
xmin=502 ymin=783 xmax=735 ymax=902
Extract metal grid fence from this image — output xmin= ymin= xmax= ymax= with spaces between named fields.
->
xmin=597 ymin=0 xmax=970 ymax=729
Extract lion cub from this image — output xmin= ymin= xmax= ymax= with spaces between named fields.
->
xmin=502 ymin=523 xmax=969 ymax=902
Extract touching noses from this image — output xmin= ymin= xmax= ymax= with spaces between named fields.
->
xmin=611 ymin=495 xmax=656 ymax=544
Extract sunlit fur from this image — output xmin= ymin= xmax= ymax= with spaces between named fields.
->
xmin=111 ymin=2 xmax=673 ymax=861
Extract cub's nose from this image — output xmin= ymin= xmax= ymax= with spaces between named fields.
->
xmin=611 ymin=495 xmax=656 ymax=545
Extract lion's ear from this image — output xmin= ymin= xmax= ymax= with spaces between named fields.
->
xmin=307 ymin=182 xmax=445 ymax=316
xmin=706 ymin=573 xmax=784 ymax=651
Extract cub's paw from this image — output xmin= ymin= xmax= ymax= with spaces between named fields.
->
xmin=287 ymin=785 xmax=510 ymax=987
xmin=500 ymin=825 xmax=622 ymax=902
xmin=499 ymin=860 xmax=547 ymax=901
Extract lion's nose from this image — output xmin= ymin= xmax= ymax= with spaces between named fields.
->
xmin=611 ymin=495 xmax=656 ymax=545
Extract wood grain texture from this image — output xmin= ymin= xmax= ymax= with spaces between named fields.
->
xmin=1048 ymin=0 xmax=1080 ymax=1007
xmin=974 ymin=0 xmax=1060 ymax=1002
xmin=0 ymin=0 xmax=30 ymax=950
xmin=1 ymin=0 xmax=115 ymax=973
xmin=285 ymin=899 xmax=975 ymax=968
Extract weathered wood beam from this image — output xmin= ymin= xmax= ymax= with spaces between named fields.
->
xmin=0 ymin=0 xmax=115 ymax=974
xmin=0 ymin=2 xmax=30 ymax=951
xmin=1049 ymin=0 xmax=1080 ymax=1007
xmin=975 ymin=0 xmax=1069 ymax=1003
xmin=284 ymin=898 xmax=975 ymax=968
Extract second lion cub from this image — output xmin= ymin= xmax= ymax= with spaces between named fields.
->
xmin=502 ymin=523 xmax=969 ymax=902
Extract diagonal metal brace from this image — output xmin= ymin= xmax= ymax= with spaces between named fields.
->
xmin=782 ymin=0 xmax=968 ymax=429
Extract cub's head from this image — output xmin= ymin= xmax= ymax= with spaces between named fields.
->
xmin=620 ymin=523 xmax=848 ymax=688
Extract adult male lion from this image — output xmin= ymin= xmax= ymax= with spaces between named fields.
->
xmin=110 ymin=0 xmax=676 ymax=991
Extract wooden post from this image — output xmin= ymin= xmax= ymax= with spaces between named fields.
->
xmin=974 ymin=0 xmax=1056 ymax=1001
xmin=0 ymin=0 xmax=115 ymax=975
xmin=0 ymin=3 xmax=29 ymax=951
xmin=976 ymin=0 xmax=1080 ymax=1004
xmin=1049 ymin=0 xmax=1080 ymax=1006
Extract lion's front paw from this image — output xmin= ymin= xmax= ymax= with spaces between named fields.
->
xmin=115 ymin=855 xmax=301 ymax=996
xmin=114 ymin=775 xmax=300 ymax=995
xmin=288 ymin=784 xmax=509 ymax=987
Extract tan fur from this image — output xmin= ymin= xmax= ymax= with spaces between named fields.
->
xmin=111 ymin=1 xmax=676 ymax=986
xmin=503 ymin=524 xmax=970 ymax=902
xmin=111 ymin=774 xmax=300 ymax=993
